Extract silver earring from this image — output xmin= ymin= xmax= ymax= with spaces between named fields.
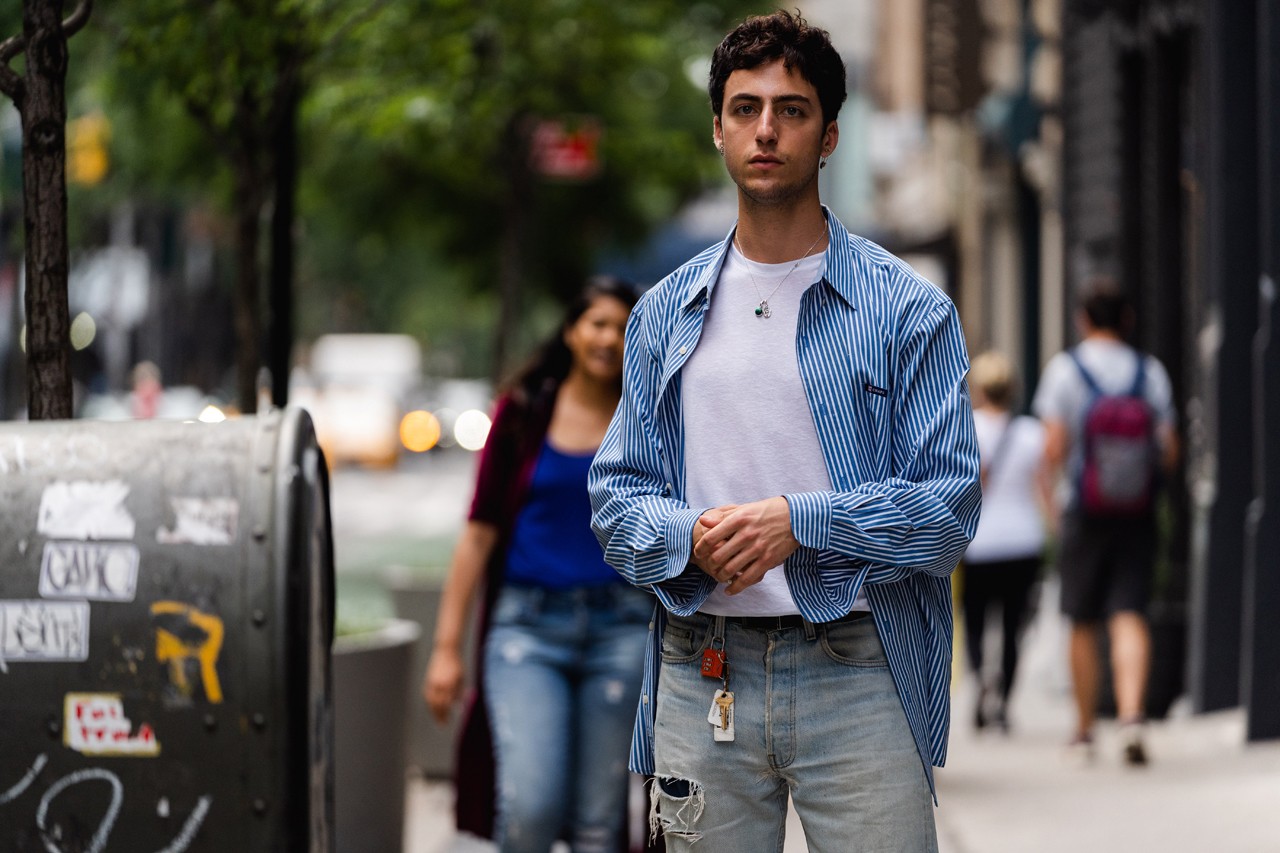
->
xmin=717 ymin=143 xmax=724 ymax=156
xmin=820 ymin=156 xmax=827 ymax=169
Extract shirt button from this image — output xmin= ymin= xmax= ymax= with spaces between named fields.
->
xmin=678 ymin=346 xmax=687 ymax=355
xmin=642 ymin=694 xmax=650 ymax=705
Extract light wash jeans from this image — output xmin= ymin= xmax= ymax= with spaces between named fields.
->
xmin=652 ymin=611 xmax=937 ymax=853
xmin=483 ymin=583 xmax=651 ymax=853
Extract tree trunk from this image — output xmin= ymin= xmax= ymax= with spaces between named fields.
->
xmin=268 ymin=67 xmax=300 ymax=409
xmin=20 ymin=0 xmax=74 ymax=420
xmin=232 ymin=144 xmax=265 ymax=415
xmin=492 ymin=115 xmax=533 ymax=385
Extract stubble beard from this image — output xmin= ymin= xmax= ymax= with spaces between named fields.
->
xmin=730 ymin=162 xmax=820 ymax=210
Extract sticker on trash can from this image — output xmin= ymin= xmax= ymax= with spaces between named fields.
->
xmin=150 ymin=602 xmax=225 ymax=704
xmin=37 ymin=480 xmax=136 ymax=540
xmin=156 ymin=497 xmax=238 ymax=546
xmin=0 ymin=600 xmax=90 ymax=668
xmin=64 ymin=693 xmax=161 ymax=756
xmin=39 ymin=542 xmax=140 ymax=602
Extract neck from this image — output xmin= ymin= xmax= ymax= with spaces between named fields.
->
xmin=559 ymin=369 xmax=620 ymax=411
xmin=1085 ymin=328 xmax=1124 ymax=343
xmin=733 ymin=199 xmax=828 ymax=264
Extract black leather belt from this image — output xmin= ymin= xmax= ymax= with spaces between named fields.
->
xmin=719 ymin=610 xmax=871 ymax=631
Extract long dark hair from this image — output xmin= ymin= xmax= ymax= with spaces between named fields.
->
xmin=501 ymin=275 xmax=639 ymax=409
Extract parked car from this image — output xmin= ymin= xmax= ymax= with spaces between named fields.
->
xmin=295 ymin=334 xmax=422 ymax=468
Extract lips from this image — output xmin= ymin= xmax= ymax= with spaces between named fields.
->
xmin=749 ymin=155 xmax=782 ymax=168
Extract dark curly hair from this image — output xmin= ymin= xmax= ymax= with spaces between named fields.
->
xmin=709 ymin=9 xmax=848 ymax=127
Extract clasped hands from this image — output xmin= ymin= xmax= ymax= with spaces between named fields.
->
xmin=690 ymin=496 xmax=800 ymax=594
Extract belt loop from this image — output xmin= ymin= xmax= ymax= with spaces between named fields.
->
xmin=803 ymin=618 xmax=817 ymax=642
xmin=713 ymin=614 xmax=726 ymax=641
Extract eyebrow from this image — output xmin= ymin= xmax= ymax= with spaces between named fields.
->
xmin=727 ymin=93 xmax=815 ymax=106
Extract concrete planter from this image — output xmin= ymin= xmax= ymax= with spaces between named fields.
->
xmin=333 ymin=618 xmax=421 ymax=853
xmin=387 ymin=570 xmax=474 ymax=779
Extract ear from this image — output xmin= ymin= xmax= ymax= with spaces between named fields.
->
xmin=821 ymin=120 xmax=839 ymax=158
xmin=712 ymin=115 xmax=723 ymax=150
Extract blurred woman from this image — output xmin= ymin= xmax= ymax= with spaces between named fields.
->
xmin=423 ymin=276 xmax=648 ymax=853
xmin=962 ymin=351 xmax=1051 ymax=731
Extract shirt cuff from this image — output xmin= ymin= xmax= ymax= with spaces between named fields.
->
xmin=783 ymin=491 xmax=834 ymax=551
xmin=663 ymin=507 xmax=703 ymax=580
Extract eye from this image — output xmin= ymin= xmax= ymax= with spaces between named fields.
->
xmin=733 ymin=104 xmax=756 ymax=116
xmin=782 ymin=105 xmax=803 ymax=117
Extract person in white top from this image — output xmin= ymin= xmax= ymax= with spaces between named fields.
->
xmin=1033 ymin=280 xmax=1179 ymax=766
xmin=962 ymin=351 xmax=1051 ymax=732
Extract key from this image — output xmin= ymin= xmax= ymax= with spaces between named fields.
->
xmin=708 ymin=689 xmax=734 ymax=742
xmin=715 ymin=691 xmax=734 ymax=730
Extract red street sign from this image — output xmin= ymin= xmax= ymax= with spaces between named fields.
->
xmin=531 ymin=119 xmax=602 ymax=181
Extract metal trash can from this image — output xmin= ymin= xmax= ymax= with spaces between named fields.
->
xmin=0 ymin=407 xmax=334 ymax=852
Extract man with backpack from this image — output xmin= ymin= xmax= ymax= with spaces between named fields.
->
xmin=1033 ymin=279 xmax=1179 ymax=766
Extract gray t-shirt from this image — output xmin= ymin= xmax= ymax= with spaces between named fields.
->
xmin=1031 ymin=337 xmax=1175 ymax=503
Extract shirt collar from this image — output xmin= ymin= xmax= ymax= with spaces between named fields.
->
xmin=678 ymin=205 xmax=859 ymax=312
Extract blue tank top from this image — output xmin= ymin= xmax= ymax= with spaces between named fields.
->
xmin=503 ymin=439 xmax=619 ymax=589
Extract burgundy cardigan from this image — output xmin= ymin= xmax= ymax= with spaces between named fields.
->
xmin=452 ymin=387 xmax=660 ymax=852
xmin=453 ymin=390 xmax=554 ymax=839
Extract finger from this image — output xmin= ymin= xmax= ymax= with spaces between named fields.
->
xmin=698 ymin=509 xmax=747 ymax=550
xmin=724 ymin=562 xmax=767 ymax=594
xmin=702 ymin=533 xmax=747 ymax=578
xmin=428 ymin=687 xmax=453 ymax=724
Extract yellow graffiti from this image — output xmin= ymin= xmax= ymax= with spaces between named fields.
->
xmin=150 ymin=601 xmax=224 ymax=704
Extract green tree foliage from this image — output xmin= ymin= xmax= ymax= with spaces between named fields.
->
xmin=100 ymin=0 xmax=361 ymax=411
xmin=294 ymin=0 xmax=755 ymax=377
xmin=60 ymin=0 xmax=757 ymax=388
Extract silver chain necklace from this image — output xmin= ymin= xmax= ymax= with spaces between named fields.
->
xmin=734 ymin=227 xmax=826 ymax=318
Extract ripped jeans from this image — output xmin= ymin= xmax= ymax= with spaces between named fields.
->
xmin=651 ymin=612 xmax=937 ymax=853
xmin=483 ymin=583 xmax=651 ymax=853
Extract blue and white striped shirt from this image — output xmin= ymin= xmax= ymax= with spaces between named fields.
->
xmin=588 ymin=209 xmax=981 ymax=791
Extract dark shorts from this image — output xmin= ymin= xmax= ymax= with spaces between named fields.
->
xmin=1056 ymin=511 xmax=1155 ymax=622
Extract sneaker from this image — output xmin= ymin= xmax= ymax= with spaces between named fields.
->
xmin=1119 ymin=722 xmax=1148 ymax=767
xmin=1064 ymin=732 xmax=1095 ymax=766
xmin=990 ymin=698 xmax=1010 ymax=734
xmin=973 ymin=686 xmax=989 ymax=730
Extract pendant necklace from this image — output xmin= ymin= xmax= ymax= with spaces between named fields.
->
xmin=734 ymin=227 xmax=826 ymax=318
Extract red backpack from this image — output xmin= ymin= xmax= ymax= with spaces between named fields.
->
xmin=1070 ymin=349 xmax=1158 ymax=517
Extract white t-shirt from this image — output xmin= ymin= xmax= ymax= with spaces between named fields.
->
xmin=682 ymin=243 xmax=869 ymax=616
xmin=964 ymin=410 xmax=1046 ymax=563
xmin=1031 ymin=337 xmax=1175 ymax=504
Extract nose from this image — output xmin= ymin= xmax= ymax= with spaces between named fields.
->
xmin=755 ymin=107 xmax=778 ymax=146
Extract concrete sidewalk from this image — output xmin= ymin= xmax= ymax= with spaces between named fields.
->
xmin=935 ymin=586 xmax=1280 ymax=853
xmin=403 ymin=582 xmax=1280 ymax=852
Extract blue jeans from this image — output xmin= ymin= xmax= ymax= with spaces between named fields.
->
xmin=483 ymin=583 xmax=651 ymax=853
xmin=652 ymin=612 xmax=936 ymax=853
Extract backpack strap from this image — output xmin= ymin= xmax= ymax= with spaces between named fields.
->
xmin=1069 ymin=346 xmax=1147 ymax=398
xmin=1067 ymin=348 xmax=1103 ymax=396
xmin=1128 ymin=351 xmax=1147 ymax=397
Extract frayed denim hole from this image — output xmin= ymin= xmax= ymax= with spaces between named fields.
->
xmin=649 ymin=775 xmax=704 ymax=844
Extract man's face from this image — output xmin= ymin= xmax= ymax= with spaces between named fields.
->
xmin=713 ymin=59 xmax=837 ymax=208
